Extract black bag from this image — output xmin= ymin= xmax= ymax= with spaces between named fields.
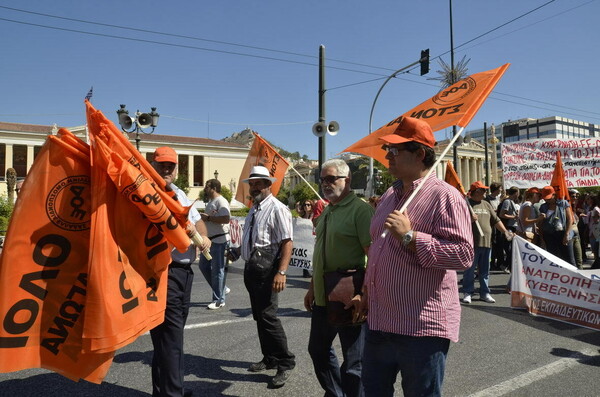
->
xmin=245 ymin=247 xmax=278 ymax=279
xmin=323 ymin=268 xmax=365 ymax=327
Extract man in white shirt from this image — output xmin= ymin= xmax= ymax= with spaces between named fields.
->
xmin=241 ymin=165 xmax=295 ymax=388
xmin=199 ymin=178 xmax=231 ymax=309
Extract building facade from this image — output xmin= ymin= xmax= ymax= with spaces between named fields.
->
xmin=0 ymin=122 xmax=249 ymax=202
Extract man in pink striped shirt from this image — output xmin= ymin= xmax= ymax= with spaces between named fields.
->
xmin=359 ymin=117 xmax=474 ymax=397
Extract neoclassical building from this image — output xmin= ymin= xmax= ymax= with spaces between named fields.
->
xmin=0 ymin=122 xmax=249 ymax=201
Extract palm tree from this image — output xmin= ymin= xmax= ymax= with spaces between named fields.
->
xmin=428 ymin=55 xmax=470 ymax=89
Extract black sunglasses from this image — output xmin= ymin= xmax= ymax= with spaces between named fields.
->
xmin=320 ymin=175 xmax=346 ymax=184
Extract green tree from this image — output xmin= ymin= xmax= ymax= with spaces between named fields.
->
xmin=0 ymin=195 xmax=14 ymax=235
xmin=173 ymin=173 xmax=190 ymax=195
xmin=276 ymin=185 xmax=291 ymax=207
xmin=291 ymin=182 xmax=319 ymax=205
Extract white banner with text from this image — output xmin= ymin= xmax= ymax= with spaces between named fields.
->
xmin=501 ymin=138 xmax=600 ymax=189
xmin=511 ymin=236 xmax=600 ymax=330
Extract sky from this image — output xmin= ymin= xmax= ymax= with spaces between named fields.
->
xmin=1 ymin=0 xmax=599 ymax=160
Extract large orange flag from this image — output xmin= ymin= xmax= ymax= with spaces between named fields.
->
xmin=84 ymin=104 xmax=183 ymax=353
xmin=235 ymin=133 xmax=290 ymax=207
xmin=550 ymin=152 xmax=569 ymax=201
xmin=85 ymin=101 xmax=191 ymax=235
xmin=0 ymin=131 xmax=113 ymax=383
xmin=444 ymin=161 xmax=466 ymax=196
xmin=343 ymin=63 xmax=510 ymax=165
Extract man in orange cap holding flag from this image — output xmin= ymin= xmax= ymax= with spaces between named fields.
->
xmin=358 ymin=117 xmax=473 ymax=397
xmin=150 ymin=146 xmax=210 ymax=397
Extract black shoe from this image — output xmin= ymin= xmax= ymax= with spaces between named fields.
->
xmin=248 ymin=360 xmax=277 ymax=372
xmin=270 ymin=369 xmax=293 ymax=388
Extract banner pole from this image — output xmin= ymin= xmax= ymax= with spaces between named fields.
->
xmin=289 ymin=165 xmax=323 ymax=201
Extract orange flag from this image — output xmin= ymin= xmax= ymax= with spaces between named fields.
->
xmin=0 ymin=131 xmax=113 ymax=383
xmin=83 ymin=105 xmax=182 ymax=353
xmin=235 ymin=133 xmax=290 ymax=207
xmin=550 ymin=152 xmax=569 ymax=201
xmin=85 ymin=101 xmax=190 ymax=232
xmin=343 ymin=64 xmax=510 ymax=165
xmin=444 ymin=161 xmax=466 ymax=196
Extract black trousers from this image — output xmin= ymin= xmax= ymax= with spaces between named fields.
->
xmin=244 ymin=264 xmax=295 ymax=371
xmin=150 ymin=265 xmax=194 ymax=397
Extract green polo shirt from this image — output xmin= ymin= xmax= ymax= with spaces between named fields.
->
xmin=313 ymin=192 xmax=374 ymax=307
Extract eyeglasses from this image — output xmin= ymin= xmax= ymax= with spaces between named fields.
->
xmin=303 ymin=203 xmax=312 ymax=207
xmin=382 ymin=145 xmax=407 ymax=156
xmin=320 ymin=175 xmax=346 ymax=184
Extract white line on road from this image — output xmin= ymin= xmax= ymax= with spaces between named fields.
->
xmin=468 ymin=349 xmax=596 ymax=397
xmin=185 ymin=318 xmax=252 ymax=329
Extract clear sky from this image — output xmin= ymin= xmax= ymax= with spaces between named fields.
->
xmin=1 ymin=0 xmax=598 ymax=159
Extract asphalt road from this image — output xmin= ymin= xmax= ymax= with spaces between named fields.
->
xmin=1 ymin=260 xmax=599 ymax=397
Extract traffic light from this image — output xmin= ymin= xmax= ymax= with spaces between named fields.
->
xmin=420 ymin=49 xmax=430 ymax=76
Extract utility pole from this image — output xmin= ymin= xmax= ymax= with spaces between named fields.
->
xmin=318 ymin=45 xmax=326 ymax=174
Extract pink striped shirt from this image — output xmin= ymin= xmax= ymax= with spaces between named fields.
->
xmin=365 ymin=174 xmax=474 ymax=342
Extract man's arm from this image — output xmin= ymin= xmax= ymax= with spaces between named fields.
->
xmin=272 ymin=238 xmax=292 ymax=293
xmin=201 ymin=212 xmax=230 ymax=224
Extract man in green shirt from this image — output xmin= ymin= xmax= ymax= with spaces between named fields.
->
xmin=304 ymin=158 xmax=374 ymax=397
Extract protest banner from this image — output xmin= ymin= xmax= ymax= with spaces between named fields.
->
xmin=0 ymin=132 xmax=114 ymax=383
xmin=231 ymin=216 xmax=314 ymax=269
xmin=235 ymin=133 xmax=290 ymax=207
xmin=290 ymin=218 xmax=314 ymax=270
xmin=501 ymin=138 xmax=600 ymax=189
xmin=511 ymin=236 xmax=600 ymax=331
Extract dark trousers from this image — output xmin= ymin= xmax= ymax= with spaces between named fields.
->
xmin=244 ymin=265 xmax=295 ymax=370
xmin=544 ymin=231 xmax=573 ymax=265
xmin=308 ymin=305 xmax=365 ymax=397
xmin=490 ymin=229 xmax=503 ymax=269
xmin=362 ymin=328 xmax=450 ymax=397
xmin=150 ymin=266 xmax=194 ymax=397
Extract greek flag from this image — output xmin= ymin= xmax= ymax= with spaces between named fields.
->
xmin=85 ymin=87 xmax=93 ymax=100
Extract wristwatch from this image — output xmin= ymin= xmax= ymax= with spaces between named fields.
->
xmin=402 ymin=230 xmax=414 ymax=247
xmin=278 ymin=270 xmax=287 ymax=276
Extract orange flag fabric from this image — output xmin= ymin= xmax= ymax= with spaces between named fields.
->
xmin=85 ymin=101 xmax=190 ymax=233
xmin=343 ymin=63 xmax=510 ymax=165
xmin=235 ymin=133 xmax=290 ymax=207
xmin=444 ymin=161 xmax=466 ymax=196
xmin=83 ymin=103 xmax=182 ymax=353
xmin=550 ymin=152 xmax=569 ymax=201
xmin=0 ymin=131 xmax=114 ymax=383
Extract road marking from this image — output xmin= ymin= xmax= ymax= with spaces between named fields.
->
xmin=185 ymin=318 xmax=252 ymax=329
xmin=468 ymin=349 xmax=596 ymax=397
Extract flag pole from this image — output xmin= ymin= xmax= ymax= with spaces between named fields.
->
xmin=381 ymin=125 xmax=466 ymax=238
xmin=289 ymin=164 xmax=323 ymax=201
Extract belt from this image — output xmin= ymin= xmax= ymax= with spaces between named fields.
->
xmin=169 ymin=261 xmax=191 ymax=269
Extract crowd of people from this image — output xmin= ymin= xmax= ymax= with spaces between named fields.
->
xmin=481 ymin=183 xmax=600 ymax=272
xmin=151 ymin=117 xmax=599 ymax=396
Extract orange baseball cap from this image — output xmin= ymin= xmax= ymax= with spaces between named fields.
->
xmin=469 ymin=181 xmax=489 ymax=191
xmin=379 ymin=117 xmax=436 ymax=148
xmin=540 ymin=186 xmax=555 ymax=200
xmin=153 ymin=146 xmax=178 ymax=163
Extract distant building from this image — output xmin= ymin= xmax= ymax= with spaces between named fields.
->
xmin=0 ymin=122 xmax=249 ymax=202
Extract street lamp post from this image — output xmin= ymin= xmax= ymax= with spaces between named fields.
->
xmin=116 ymin=104 xmax=160 ymax=151
xmin=490 ymin=123 xmax=499 ymax=182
